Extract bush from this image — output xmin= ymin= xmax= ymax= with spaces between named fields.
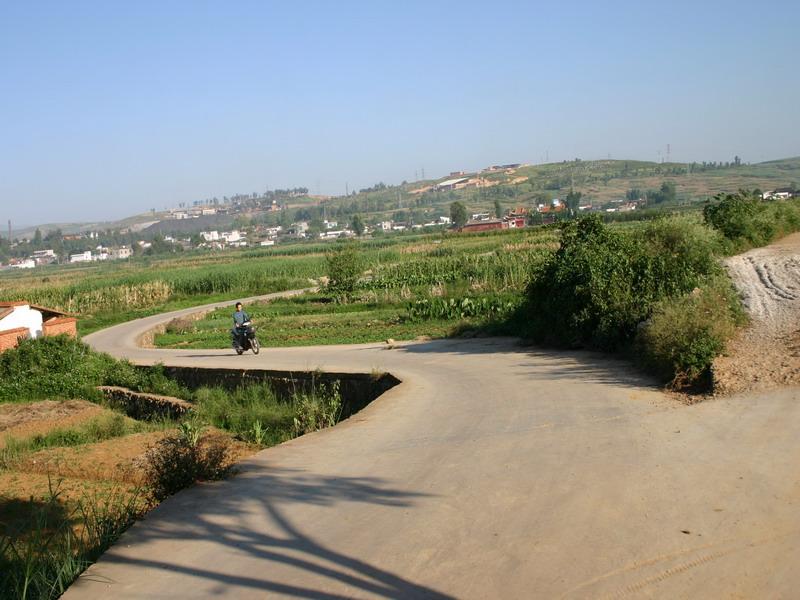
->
xmin=142 ymin=428 xmax=231 ymax=503
xmin=703 ymin=190 xmax=775 ymax=249
xmin=523 ymin=217 xmax=650 ymax=349
xmin=325 ymin=243 xmax=362 ymax=298
xmin=636 ymin=277 xmax=746 ymax=387
xmin=522 ymin=215 xmax=723 ymax=351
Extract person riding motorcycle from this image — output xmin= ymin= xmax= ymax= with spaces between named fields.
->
xmin=231 ymin=302 xmax=251 ymax=346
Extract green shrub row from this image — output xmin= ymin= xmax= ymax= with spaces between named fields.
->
xmin=0 ymin=336 xmax=185 ymax=404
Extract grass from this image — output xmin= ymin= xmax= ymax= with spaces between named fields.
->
xmin=0 ymin=413 xmax=148 ymax=468
xmin=156 ymin=294 xmax=464 ymax=348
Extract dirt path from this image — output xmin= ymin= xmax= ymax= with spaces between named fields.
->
xmin=714 ymin=232 xmax=800 ymax=394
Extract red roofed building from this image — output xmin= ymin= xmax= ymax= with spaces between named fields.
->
xmin=0 ymin=302 xmax=77 ymax=352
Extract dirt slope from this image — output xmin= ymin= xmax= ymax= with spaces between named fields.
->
xmin=714 ymin=232 xmax=800 ymax=393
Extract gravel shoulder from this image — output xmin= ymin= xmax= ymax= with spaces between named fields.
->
xmin=713 ymin=231 xmax=800 ymax=394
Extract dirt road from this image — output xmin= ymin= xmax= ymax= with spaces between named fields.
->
xmin=714 ymin=231 xmax=800 ymax=393
xmin=62 ymin=290 xmax=800 ymax=599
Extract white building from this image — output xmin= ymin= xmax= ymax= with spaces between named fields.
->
xmin=260 ymin=240 xmax=275 ymax=247
xmin=200 ymin=231 xmax=220 ymax=242
xmin=221 ymin=231 xmax=242 ymax=243
xmin=380 ymin=221 xmax=393 ymax=231
xmin=70 ymin=251 xmax=92 ymax=263
xmin=0 ymin=303 xmax=44 ymax=338
xmin=438 ymin=216 xmax=451 ymax=225
xmin=11 ymin=259 xmax=36 ymax=269
xmin=112 ymin=247 xmax=132 ymax=260
xmin=323 ymin=220 xmax=338 ymax=230
xmin=201 ymin=208 xmax=217 ymax=216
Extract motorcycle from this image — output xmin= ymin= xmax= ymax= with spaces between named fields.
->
xmin=232 ymin=321 xmax=260 ymax=355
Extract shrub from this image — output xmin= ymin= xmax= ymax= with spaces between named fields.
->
xmin=325 ymin=243 xmax=362 ymax=298
xmin=523 ymin=216 xmax=650 ymax=349
xmin=636 ymin=276 xmax=747 ymax=387
xmin=142 ymin=431 xmax=231 ymax=502
xmin=703 ymin=190 xmax=775 ymax=248
xmin=522 ymin=215 xmax=723 ymax=351
xmin=0 ymin=336 xmax=188 ymax=404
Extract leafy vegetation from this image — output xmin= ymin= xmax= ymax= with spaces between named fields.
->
xmin=0 ymin=336 xmax=185 ymax=404
xmin=0 ymin=483 xmax=147 ymax=600
xmin=704 ymin=192 xmax=800 ymax=251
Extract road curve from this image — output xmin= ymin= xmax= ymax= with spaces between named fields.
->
xmin=66 ymin=292 xmax=800 ymax=599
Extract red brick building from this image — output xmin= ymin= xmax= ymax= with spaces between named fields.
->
xmin=0 ymin=302 xmax=77 ymax=352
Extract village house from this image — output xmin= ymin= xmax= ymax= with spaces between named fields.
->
xmin=112 ymin=246 xmax=132 ymax=260
xmin=11 ymin=259 xmax=35 ymax=269
xmin=31 ymin=249 xmax=57 ymax=266
xmin=0 ymin=302 xmax=77 ymax=352
xmin=70 ymin=251 xmax=93 ymax=263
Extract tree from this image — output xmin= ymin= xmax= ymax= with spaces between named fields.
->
xmin=494 ymin=199 xmax=504 ymax=219
xmin=33 ymin=228 xmax=43 ymax=247
xmin=351 ymin=214 xmax=365 ymax=236
xmin=565 ymin=189 xmax=582 ymax=217
xmin=450 ymin=201 xmax=468 ymax=228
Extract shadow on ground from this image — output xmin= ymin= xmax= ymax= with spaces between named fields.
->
xmin=79 ymin=466 xmax=451 ymax=599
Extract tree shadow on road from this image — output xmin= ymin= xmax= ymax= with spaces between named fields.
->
xmin=76 ymin=465 xmax=452 ymax=599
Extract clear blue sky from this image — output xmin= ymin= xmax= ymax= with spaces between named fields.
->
xmin=2 ymin=0 xmax=799 ymax=227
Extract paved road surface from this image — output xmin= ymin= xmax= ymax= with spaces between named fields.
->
xmin=65 ymin=292 xmax=800 ymax=598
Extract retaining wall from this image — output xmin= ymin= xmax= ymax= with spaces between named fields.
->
xmin=140 ymin=366 xmax=401 ymax=419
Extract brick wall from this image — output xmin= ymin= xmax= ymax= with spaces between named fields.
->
xmin=43 ymin=317 xmax=77 ymax=338
xmin=0 ymin=327 xmax=29 ymax=352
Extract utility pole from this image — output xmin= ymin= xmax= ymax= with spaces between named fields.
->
xmin=421 ymin=167 xmax=425 ymax=180
xmin=345 ymin=182 xmax=349 ymax=196
xmin=8 ymin=220 xmax=12 ymax=241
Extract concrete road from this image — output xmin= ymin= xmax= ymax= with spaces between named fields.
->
xmin=65 ymin=294 xmax=800 ymax=599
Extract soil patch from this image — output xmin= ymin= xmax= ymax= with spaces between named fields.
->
xmin=713 ymin=232 xmax=800 ymax=394
xmin=0 ymin=400 xmax=105 ymax=447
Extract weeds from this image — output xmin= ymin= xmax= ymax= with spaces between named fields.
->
xmin=292 ymin=382 xmax=342 ymax=436
xmin=0 ymin=480 xmax=147 ymax=600
xmin=141 ymin=431 xmax=232 ymax=503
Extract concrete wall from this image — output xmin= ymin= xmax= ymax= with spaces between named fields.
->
xmin=147 ymin=366 xmax=401 ymax=419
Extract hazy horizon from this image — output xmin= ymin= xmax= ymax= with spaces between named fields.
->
xmin=2 ymin=1 xmax=799 ymax=227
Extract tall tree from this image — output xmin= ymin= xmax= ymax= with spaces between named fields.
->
xmin=494 ymin=199 xmax=504 ymax=219
xmin=450 ymin=201 xmax=468 ymax=228
xmin=351 ymin=214 xmax=365 ymax=236
xmin=565 ymin=189 xmax=582 ymax=217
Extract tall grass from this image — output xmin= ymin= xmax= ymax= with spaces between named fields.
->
xmin=0 ymin=481 xmax=146 ymax=600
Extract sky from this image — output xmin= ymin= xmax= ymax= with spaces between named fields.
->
xmin=1 ymin=0 xmax=799 ymax=228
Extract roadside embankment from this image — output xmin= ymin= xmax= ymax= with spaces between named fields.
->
xmin=713 ymin=231 xmax=800 ymax=393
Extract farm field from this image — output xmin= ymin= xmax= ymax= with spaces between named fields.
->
xmin=0 ymin=226 xmax=559 ymax=339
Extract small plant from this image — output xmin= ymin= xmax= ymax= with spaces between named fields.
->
xmin=292 ymin=382 xmax=342 ymax=436
xmin=178 ymin=420 xmax=205 ymax=448
xmin=142 ymin=431 xmax=231 ymax=502
xmin=250 ymin=420 xmax=268 ymax=445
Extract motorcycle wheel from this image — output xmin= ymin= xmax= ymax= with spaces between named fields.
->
xmin=236 ymin=347 xmax=244 ymax=355
xmin=251 ymin=338 xmax=260 ymax=354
